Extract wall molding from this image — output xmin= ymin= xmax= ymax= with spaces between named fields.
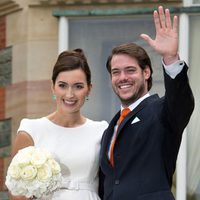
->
xmin=53 ymin=6 xmax=200 ymax=17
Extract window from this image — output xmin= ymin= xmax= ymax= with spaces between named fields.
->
xmin=68 ymin=16 xmax=164 ymax=121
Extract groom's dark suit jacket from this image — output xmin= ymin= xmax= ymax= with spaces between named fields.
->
xmin=99 ymin=63 xmax=194 ymax=200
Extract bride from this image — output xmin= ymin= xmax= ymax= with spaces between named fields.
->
xmin=8 ymin=49 xmax=108 ymax=200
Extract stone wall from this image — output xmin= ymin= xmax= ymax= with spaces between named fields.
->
xmin=0 ymin=15 xmax=11 ymax=199
xmin=0 ymin=17 xmax=5 ymax=48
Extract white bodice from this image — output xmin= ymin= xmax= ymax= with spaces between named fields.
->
xmin=18 ymin=117 xmax=108 ymax=200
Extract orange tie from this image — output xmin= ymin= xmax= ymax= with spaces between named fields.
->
xmin=110 ymin=108 xmax=131 ymax=167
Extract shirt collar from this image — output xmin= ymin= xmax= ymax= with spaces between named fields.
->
xmin=121 ymin=93 xmax=150 ymax=111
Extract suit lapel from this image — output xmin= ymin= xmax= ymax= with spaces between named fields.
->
xmin=116 ymin=94 xmax=159 ymax=138
xmin=101 ymin=95 xmax=159 ymax=167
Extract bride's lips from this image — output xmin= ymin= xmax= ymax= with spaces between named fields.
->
xmin=63 ymin=99 xmax=77 ymax=106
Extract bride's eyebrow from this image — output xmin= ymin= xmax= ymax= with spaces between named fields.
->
xmin=57 ymin=81 xmax=85 ymax=85
xmin=57 ymin=81 xmax=67 ymax=84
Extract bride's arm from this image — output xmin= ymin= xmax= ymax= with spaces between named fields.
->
xmin=9 ymin=193 xmax=29 ymax=200
xmin=12 ymin=131 xmax=34 ymax=156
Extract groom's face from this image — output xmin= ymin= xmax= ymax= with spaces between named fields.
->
xmin=110 ymin=54 xmax=150 ymax=107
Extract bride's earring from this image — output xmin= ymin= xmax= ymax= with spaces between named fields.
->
xmin=53 ymin=95 xmax=56 ymax=100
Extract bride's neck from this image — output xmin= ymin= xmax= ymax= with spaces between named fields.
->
xmin=47 ymin=111 xmax=86 ymax=128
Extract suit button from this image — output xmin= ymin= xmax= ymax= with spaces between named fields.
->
xmin=115 ymin=180 xmax=120 ymax=185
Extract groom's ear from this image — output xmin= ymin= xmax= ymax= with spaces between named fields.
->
xmin=143 ymin=65 xmax=151 ymax=80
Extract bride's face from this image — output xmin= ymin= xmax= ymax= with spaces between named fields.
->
xmin=52 ymin=69 xmax=91 ymax=114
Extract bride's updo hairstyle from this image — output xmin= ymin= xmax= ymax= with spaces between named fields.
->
xmin=52 ymin=48 xmax=91 ymax=86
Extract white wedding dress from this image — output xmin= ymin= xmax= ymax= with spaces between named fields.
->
xmin=17 ymin=117 xmax=108 ymax=200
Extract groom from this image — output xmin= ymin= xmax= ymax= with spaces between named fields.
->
xmin=99 ymin=6 xmax=194 ymax=200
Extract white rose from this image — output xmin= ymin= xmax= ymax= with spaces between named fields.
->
xmin=41 ymin=148 xmax=53 ymax=159
xmin=14 ymin=147 xmax=35 ymax=167
xmin=47 ymin=159 xmax=61 ymax=175
xmin=11 ymin=184 xmax=27 ymax=197
xmin=5 ymin=146 xmax=61 ymax=198
xmin=19 ymin=146 xmax=35 ymax=154
xmin=13 ymin=186 xmax=27 ymax=196
xmin=31 ymin=149 xmax=47 ymax=168
xmin=15 ymin=154 xmax=31 ymax=167
xmin=7 ymin=164 xmax=21 ymax=179
xmin=37 ymin=163 xmax=52 ymax=182
xmin=25 ymin=179 xmax=45 ymax=198
xmin=20 ymin=165 xmax=37 ymax=181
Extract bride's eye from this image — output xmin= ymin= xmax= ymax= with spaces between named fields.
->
xmin=58 ymin=83 xmax=67 ymax=89
xmin=74 ymin=84 xmax=84 ymax=90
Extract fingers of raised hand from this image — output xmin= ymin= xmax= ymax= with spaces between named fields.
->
xmin=154 ymin=6 xmax=173 ymax=30
xmin=172 ymin=15 xmax=178 ymax=33
xmin=158 ymin=6 xmax=166 ymax=29
xmin=153 ymin=10 xmax=160 ymax=32
xmin=165 ymin=8 xmax=172 ymax=29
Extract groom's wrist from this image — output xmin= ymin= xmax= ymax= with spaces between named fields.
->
xmin=163 ymin=53 xmax=179 ymax=65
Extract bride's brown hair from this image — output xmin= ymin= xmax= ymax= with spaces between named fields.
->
xmin=52 ymin=48 xmax=91 ymax=86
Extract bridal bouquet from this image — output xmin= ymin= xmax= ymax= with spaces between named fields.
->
xmin=5 ymin=146 xmax=61 ymax=199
